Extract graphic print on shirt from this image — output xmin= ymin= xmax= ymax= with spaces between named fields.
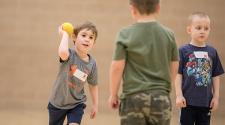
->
xmin=66 ymin=64 xmax=89 ymax=93
xmin=186 ymin=51 xmax=212 ymax=86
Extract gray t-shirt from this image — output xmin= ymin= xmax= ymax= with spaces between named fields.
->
xmin=49 ymin=49 xmax=98 ymax=109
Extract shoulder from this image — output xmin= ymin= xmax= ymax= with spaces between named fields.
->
xmin=205 ymin=44 xmax=219 ymax=57
xmin=60 ymin=48 xmax=75 ymax=63
xmin=117 ymin=24 xmax=134 ymax=37
xmin=157 ymin=23 xmax=175 ymax=36
xmin=161 ymin=25 xmax=174 ymax=34
xmin=155 ymin=23 xmax=176 ymax=44
xmin=68 ymin=48 xmax=77 ymax=59
xmin=206 ymin=44 xmax=217 ymax=51
xmin=88 ymin=54 xmax=97 ymax=66
xmin=178 ymin=44 xmax=191 ymax=53
xmin=179 ymin=44 xmax=189 ymax=49
xmin=115 ymin=24 xmax=135 ymax=44
xmin=68 ymin=48 xmax=75 ymax=55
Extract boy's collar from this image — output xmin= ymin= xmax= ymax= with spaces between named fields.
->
xmin=137 ymin=19 xmax=156 ymax=23
xmin=190 ymin=41 xmax=206 ymax=47
xmin=136 ymin=14 xmax=157 ymax=23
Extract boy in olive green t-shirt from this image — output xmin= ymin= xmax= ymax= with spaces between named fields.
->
xmin=108 ymin=0 xmax=179 ymax=125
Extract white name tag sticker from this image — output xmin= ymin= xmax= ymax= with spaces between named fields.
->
xmin=73 ymin=69 xmax=88 ymax=82
xmin=194 ymin=51 xmax=208 ymax=58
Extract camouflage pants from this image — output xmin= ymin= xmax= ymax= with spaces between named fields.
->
xmin=119 ymin=90 xmax=171 ymax=125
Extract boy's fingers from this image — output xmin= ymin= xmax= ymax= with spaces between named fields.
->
xmin=210 ymin=101 xmax=215 ymax=111
xmin=90 ymin=111 xmax=96 ymax=119
xmin=183 ymin=100 xmax=186 ymax=107
xmin=182 ymin=99 xmax=186 ymax=107
xmin=210 ymin=106 xmax=215 ymax=111
xmin=176 ymin=99 xmax=183 ymax=107
xmin=112 ymin=102 xmax=119 ymax=109
xmin=210 ymin=100 xmax=214 ymax=108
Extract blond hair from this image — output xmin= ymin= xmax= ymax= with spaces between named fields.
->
xmin=188 ymin=12 xmax=210 ymax=25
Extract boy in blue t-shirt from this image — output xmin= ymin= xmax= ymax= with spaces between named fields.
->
xmin=175 ymin=12 xmax=224 ymax=125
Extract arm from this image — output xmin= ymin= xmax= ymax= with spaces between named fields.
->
xmin=58 ymin=26 xmax=70 ymax=61
xmin=108 ymin=59 xmax=125 ymax=109
xmin=88 ymin=84 xmax=98 ymax=119
xmin=175 ymin=74 xmax=186 ymax=108
xmin=171 ymin=61 xmax=186 ymax=107
xmin=210 ymin=76 xmax=220 ymax=111
xmin=170 ymin=61 xmax=179 ymax=84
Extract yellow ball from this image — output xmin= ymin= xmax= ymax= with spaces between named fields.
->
xmin=62 ymin=22 xmax=74 ymax=36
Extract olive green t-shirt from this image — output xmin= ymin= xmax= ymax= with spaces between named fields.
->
xmin=113 ymin=22 xmax=178 ymax=98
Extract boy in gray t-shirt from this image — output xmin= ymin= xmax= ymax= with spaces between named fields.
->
xmin=48 ymin=22 xmax=98 ymax=125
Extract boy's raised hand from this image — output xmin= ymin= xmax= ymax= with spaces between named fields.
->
xmin=58 ymin=25 xmax=67 ymax=38
xmin=176 ymin=96 xmax=186 ymax=108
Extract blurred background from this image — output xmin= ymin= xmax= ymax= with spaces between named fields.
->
xmin=0 ymin=0 xmax=224 ymax=124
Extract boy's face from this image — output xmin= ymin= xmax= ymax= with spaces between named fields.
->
xmin=75 ymin=28 xmax=96 ymax=53
xmin=187 ymin=16 xmax=211 ymax=43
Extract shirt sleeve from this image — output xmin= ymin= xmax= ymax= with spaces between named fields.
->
xmin=87 ymin=61 xmax=98 ymax=85
xmin=212 ymin=50 xmax=224 ymax=77
xmin=178 ymin=48 xmax=184 ymax=74
xmin=112 ymin=32 xmax=126 ymax=60
xmin=171 ymin=40 xmax=179 ymax=61
xmin=59 ymin=49 xmax=72 ymax=63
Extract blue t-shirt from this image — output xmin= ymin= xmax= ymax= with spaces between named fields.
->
xmin=178 ymin=44 xmax=224 ymax=107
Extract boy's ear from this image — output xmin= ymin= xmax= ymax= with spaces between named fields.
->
xmin=155 ymin=4 xmax=160 ymax=13
xmin=186 ymin=26 xmax=192 ymax=34
xmin=130 ymin=5 xmax=138 ymax=17
xmin=71 ymin=34 xmax=76 ymax=43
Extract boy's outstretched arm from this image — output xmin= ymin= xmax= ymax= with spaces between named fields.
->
xmin=89 ymin=84 xmax=99 ymax=119
xmin=175 ymin=74 xmax=186 ymax=108
xmin=108 ymin=60 xmax=125 ymax=109
xmin=58 ymin=26 xmax=69 ymax=61
xmin=210 ymin=76 xmax=220 ymax=111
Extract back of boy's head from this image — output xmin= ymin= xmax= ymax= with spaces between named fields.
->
xmin=188 ymin=12 xmax=210 ymax=25
xmin=129 ymin=0 xmax=159 ymax=15
xmin=73 ymin=21 xmax=98 ymax=41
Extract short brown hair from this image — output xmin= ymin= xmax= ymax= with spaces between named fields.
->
xmin=73 ymin=21 xmax=98 ymax=41
xmin=129 ymin=0 xmax=159 ymax=15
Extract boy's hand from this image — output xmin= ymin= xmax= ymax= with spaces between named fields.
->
xmin=176 ymin=96 xmax=186 ymax=108
xmin=210 ymin=97 xmax=219 ymax=111
xmin=90 ymin=105 xmax=98 ymax=119
xmin=108 ymin=95 xmax=119 ymax=109
xmin=58 ymin=25 xmax=67 ymax=38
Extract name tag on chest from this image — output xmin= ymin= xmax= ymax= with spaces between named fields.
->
xmin=73 ymin=69 xmax=88 ymax=82
xmin=194 ymin=51 xmax=208 ymax=58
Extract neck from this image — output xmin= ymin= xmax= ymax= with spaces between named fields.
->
xmin=190 ymin=41 xmax=206 ymax=47
xmin=75 ymin=47 xmax=89 ymax=62
xmin=136 ymin=14 xmax=157 ymax=23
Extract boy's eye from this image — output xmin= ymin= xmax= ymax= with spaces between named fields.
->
xmin=82 ymin=34 xmax=86 ymax=37
xmin=196 ymin=26 xmax=202 ymax=30
xmin=204 ymin=27 xmax=209 ymax=31
xmin=89 ymin=36 xmax=93 ymax=39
